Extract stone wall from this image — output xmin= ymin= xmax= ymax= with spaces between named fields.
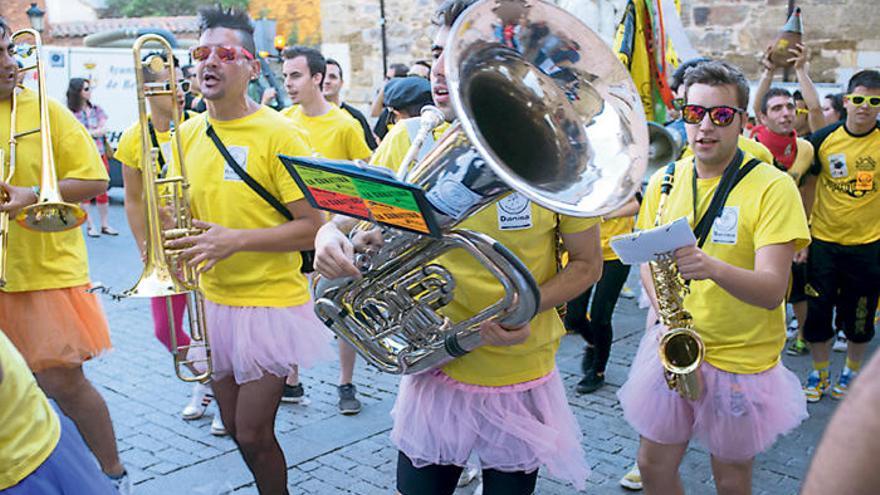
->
xmin=323 ymin=0 xmax=880 ymax=111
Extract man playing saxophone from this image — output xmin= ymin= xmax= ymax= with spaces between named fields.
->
xmin=0 ymin=18 xmax=130 ymax=492
xmin=617 ymin=60 xmax=810 ymax=495
xmin=313 ymin=2 xmax=602 ymax=493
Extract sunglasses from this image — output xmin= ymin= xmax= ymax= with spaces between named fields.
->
xmin=190 ymin=45 xmax=254 ymax=63
xmin=845 ymin=94 xmax=880 ymax=108
xmin=681 ymin=104 xmax=744 ymax=127
xmin=795 ymin=108 xmax=809 ymax=115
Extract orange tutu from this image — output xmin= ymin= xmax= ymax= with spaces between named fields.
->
xmin=0 ymin=285 xmax=111 ymax=372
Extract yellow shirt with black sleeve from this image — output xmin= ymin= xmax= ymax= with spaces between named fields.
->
xmin=637 ymin=151 xmax=810 ymax=374
xmin=808 ymin=122 xmax=880 ymax=245
xmin=174 ymin=108 xmax=313 ymax=307
xmin=280 ymin=105 xmax=372 ymax=161
xmin=0 ymin=331 xmax=61 ymax=489
xmin=370 ymin=119 xmax=599 ymax=386
xmin=0 ymin=88 xmax=108 ymax=293
xmin=600 ymin=216 xmax=635 ymax=260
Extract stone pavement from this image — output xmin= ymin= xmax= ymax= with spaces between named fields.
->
xmin=80 ymin=193 xmax=875 ymax=494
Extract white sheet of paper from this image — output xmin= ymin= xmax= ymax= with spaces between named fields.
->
xmin=609 ymin=217 xmax=697 ymax=265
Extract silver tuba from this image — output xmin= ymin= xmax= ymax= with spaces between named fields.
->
xmin=308 ymin=0 xmax=648 ymax=374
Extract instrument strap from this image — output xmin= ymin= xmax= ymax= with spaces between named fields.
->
xmin=205 ymin=122 xmax=294 ymax=222
xmin=690 ymin=150 xmax=759 ymax=249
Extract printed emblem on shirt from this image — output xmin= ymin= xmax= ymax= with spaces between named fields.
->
xmin=855 ymin=155 xmax=876 ymax=171
xmin=711 ymin=206 xmax=739 ymax=245
xmin=856 ymin=171 xmax=874 ymax=192
xmin=223 ymin=146 xmax=249 ymax=181
xmin=828 ymin=153 xmax=848 ymax=178
xmin=496 ymin=192 xmax=532 ymax=230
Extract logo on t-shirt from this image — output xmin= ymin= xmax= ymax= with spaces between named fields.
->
xmin=855 ymin=155 xmax=876 ymax=171
xmin=497 ymin=192 xmax=532 ymax=230
xmin=223 ymin=146 xmax=249 ymax=181
xmin=828 ymin=153 xmax=848 ymax=178
xmin=711 ymin=206 xmax=739 ymax=245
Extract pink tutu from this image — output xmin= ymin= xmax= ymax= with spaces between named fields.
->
xmin=617 ymin=310 xmax=808 ymax=462
xmin=391 ymin=368 xmax=590 ymax=490
xmin=203 ymin=299 xmax=334 ymax=384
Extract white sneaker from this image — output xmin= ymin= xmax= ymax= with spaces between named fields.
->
xmin=457 ymin=466 xmax=479 ymax=487
xmin=181 ymin=382 xmax=212 ymax=420
xmin=108 ymin=469 xmax=132 ymax=495
xmin=832 ymin=332 xmax=848 ymax=352
xmin=619 ymin=464 xmax=642 ymax=490
xmin=786 ymin=318 xmax=799 ymax=339
xmin=210 ymin=408 xmax=227 ymax=436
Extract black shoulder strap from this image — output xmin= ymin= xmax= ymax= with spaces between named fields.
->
xmin=147 ymin=120 xmax=167 ymax=177
xmin=692 ymin=157 xmax=760 ymax=248
xmin=205 ymin=122 xmax=293 ymax=222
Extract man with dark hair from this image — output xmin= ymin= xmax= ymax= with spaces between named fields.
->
xmin=749 ymin=81 xmax=816 ymax=359
xmin=408 ymin=59 xmax=432 ymax=79
xmin=0 ymin=15 xmax=131 ymax=494
xmin=167 ymin=7 xmax=331 ymax=492
xmin=621 ymin=60 xmax=809 ymax=494
xmin=753 ymin=42 xmax=824 ymax=141
xmin=313 ymin=1 xmax=603 ymax=493
xmin=800 ymin=69 xmax=880 ymax=404
xmin=323 ymin=58 xmax=378 ymax=150
xmin=279 ymin=45 xmax=372 ymax=415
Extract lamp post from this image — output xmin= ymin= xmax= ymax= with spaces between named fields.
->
xmin=26 ymin=3 xmax=45 ymax=33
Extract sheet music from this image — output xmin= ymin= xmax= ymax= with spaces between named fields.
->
xmin=609 ymin=217 xmax=697 ymax=265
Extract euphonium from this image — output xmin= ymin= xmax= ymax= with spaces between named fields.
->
xmin=123 ymin=35 xmax=211 ymax=382
xmin=651 ymin=170 xmax=705 ymax=401
xmin=9 ymin=29 xmax=87 ymax=232
xmin=308 ymin=0 xmax=648 ymax=374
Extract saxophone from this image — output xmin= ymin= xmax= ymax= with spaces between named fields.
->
xmin=650 ymin=169 xmax=705 ymax=401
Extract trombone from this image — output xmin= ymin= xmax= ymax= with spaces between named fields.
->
xmin=2 ymin=30 xmax=87 ymax=286
xmin=9 ymin=29 xmax=86 ymax=232
xmin=124 ymin=34 xmax=211 ymax=382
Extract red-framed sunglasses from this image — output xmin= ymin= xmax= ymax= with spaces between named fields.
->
xmin=681 ymin=104 xmax=744 ymax=127
xmin=190 ymin=45 xmax=254 ymax=63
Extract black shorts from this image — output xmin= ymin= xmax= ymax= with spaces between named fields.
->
xmin=396 ymin=451 xmax=538 ymax=495
xmin=803 ymin=239 xmax=880 ymax=344
xmin=788 ymin=261 xmax=808 ymax=304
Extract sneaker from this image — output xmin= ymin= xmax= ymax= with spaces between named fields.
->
xmin=620 ymin=285 xmax=636 ymax=299
xmin=832 ymin=332 xmax=848 ymax=352
xmin=580 ymin=345 xmax=596 ymax=376
xmin=181 ymin=382 xmax=213 ymax=420
xmin=619 ymin=464 xmax=642 ymax=491
xmin=210 ymin=409 xmax=227 ymax=436
xmin=457 ymin=466 xmax=479 ymax=487
xmin=108 ymin=469 xmax=132 ymax=495
xmin=575 ymin=372 xmax=605 ymax=394
xmin=281 ymin=383 xmax=305 ymax=403
xmin=804 ymin=370 xmax=831 ymax=403
xmin=337 ymin=383 xmax=362 ymax=415
xmin=831 ymin=368 xmax=857 ymax=400
xmin=785 ymin=338 xmax=809 ymax=356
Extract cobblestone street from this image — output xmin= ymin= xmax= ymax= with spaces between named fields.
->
xmin=82 ymin=194 xmax=874 ymax=494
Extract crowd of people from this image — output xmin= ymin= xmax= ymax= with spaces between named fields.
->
xmin=0 ymin=0 xmax=878 ymax=494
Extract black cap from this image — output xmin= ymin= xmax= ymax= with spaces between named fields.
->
xmin=384 ymin=76 xmax=433 ymax=110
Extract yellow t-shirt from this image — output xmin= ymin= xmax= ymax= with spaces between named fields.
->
xmin=371 ymin=120 xmax=599 ymax=386
xmin=681 ymin=135 xmax=774 ymax=165
xmin=0 ymin=88 xmax=108 ymax=293
xmin=637 ymin=151 xmax=810 ymax=374
xmin=0 ymin=331 xmax=61 ymax=489
xmin=808 ymin=122 xmax=880 ymax=245
xmin=600 ymin=216 xmax=635 ymax=260
xmin=788 ymin=138 xmax=814 ymax=184
xmin=174 ymin=108 xmax=313 ymax=307
xmin=280 ymin=105 xmax=372 ymax=161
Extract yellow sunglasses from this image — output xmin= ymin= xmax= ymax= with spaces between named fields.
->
xmin=845 ymin=94 xmax=880 ymax=108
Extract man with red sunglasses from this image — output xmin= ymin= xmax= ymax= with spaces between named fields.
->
xmin=800 ymin=69 xmax=880 ymax=404
xmin=620 ymin=60 xmax=810 ymax=495
xmin=164 ymin=7 xmax=332 ymax=494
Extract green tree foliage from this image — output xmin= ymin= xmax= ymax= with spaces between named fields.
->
xmin=102 ymin=0 xmax=249 ymax=18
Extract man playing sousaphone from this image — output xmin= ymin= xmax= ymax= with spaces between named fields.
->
xmin=618 ymin=60 xmax=810 ymax=494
